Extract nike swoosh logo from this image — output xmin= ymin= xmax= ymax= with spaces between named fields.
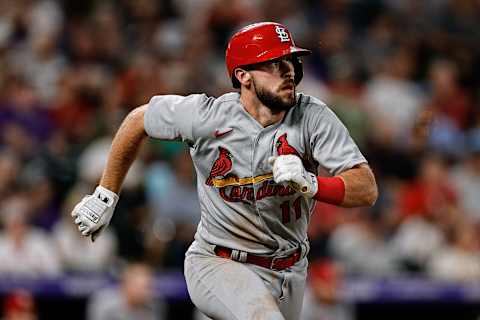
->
xmin=214 ymin=128 xmax=233 ymax=138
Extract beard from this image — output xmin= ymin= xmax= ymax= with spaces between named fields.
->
xmin=253 ymin=80 xmax=296 ymax=112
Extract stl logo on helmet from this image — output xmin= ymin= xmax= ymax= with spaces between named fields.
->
xmin=275 ymin=26 xmax=290 ymax=42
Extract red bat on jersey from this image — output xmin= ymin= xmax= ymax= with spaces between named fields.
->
xmin=205 ymin=147 xmax=233 ymax=186
xmin=276 ymin=133 xmax=299 ymax=156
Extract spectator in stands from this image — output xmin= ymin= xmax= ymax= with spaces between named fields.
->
xmin=323 ymin=55 xmax=370 ymax=149
xmin=145 ymin=148 xmax=199 ymax=268
xmin=146 ymin=148 xmax=199 ymax=226
xmin=0 ymin=151 xmax=19 ymax=200
xmin=424 ymin=59 xmax=472 ymax=156
xmin=6 ymin=0 xmax=65 ymax=105
xmin=426 ymin=59 xmax=473 ymax=131
xmin=2 ymin=289 xmax=38 ymax=320
xmin=0 ymin=75 xmax=53 ymax=147
xmin=390 ymin=214 xmax=445 ymax=273
xmin=450 ymin=131 xmax=480 ymax=222
xmin=87 ymin=262 xmax=165 ymax=320
xmin=0 ymin=194 xmax=61 ymax=277
xmin=328 ymin=209 xmax=398 ymax=276
xmin=387 ymin=155 xmax=457 ymax=273
xmin=363 ymin=46 xmax=425 ymax=147
xmin=427 ymin=222 xmax=480 ymax=281
xmin=397 ymin=155 xmax=457 ymax=220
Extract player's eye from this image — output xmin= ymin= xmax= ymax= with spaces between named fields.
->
xmin=247 ymin=57 xmax=288 ymax=72
xmin=270 ymin=60 xmax=281 ymax=69
xmin=268 ymin=57 xmax=295 ymax=71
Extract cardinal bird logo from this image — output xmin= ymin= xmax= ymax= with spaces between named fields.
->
xmin=205 ymin=147 xmax=233 ymax=186
xmin=276 ymin=133 xmax=299 ymax=156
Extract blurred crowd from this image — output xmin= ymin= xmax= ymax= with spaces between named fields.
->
xmin=0 ymin=0 xmax=479 ymax=319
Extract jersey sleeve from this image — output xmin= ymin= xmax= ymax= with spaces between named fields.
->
xmin=307 ymin=105 xmax=367 ymax=176
xmin=144 ymin=94 xmax=209 ymax=142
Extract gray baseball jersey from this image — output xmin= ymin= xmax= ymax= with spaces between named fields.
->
xmin=144 ymin=92 xmax=366 ymax=256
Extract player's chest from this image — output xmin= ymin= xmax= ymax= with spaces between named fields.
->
xmin=197 ymin=124 xmax=307 ymax=175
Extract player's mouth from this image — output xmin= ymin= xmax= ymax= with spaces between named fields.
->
xmin=280 ymin=82 xmax=294 ymax=91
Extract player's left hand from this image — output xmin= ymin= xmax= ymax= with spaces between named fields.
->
xmin=268 ymin=155 xmax=318 ymax=198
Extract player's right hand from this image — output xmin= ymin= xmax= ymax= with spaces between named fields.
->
xmin=71 ymin=185 xmax=119 ymax=242
xmin=268 ymin=155 xmax=318 ymax=198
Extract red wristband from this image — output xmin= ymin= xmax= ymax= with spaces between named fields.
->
xmin=313 ymin=176 xmax=345 ymax=205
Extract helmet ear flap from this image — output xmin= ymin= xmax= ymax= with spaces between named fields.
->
xmin=293 ymin=56 xmax=304 ymax=85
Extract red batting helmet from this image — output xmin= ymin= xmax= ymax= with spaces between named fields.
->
xmin=225 ymin=22 xmax=311 ymax=88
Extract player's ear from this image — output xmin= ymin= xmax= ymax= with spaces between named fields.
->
xmin=234 ymin=68 xmax=252 ymax=87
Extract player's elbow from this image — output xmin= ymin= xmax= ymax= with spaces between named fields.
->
xmin=363 ymin=182 xmax=378 ymax=207
xmin=343 ymin=164 xmax=378 ymax=207
xmin=127 ymin=105 xmax=147 ymax=123
xmin=124 ymin=105 xmax=148 ymax=136
xmin=358 ymin=164 xmax=378 ymax=207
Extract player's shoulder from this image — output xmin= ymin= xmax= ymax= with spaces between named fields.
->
xmin=150 ymin=92 xmax=238 ymax=106
xmin=148 ymin=93 xmax=213 ymax=106
xmin=175 ymin=92 xmax=239 ymax=128
xmin=297 ymin=93 xmax=328 ymax=111
xmin=196 ymin=92 xmax=240 ymax=115
xmin=295 ymin=93 xmax=330 ymax=119
xmin=212 ymin=92 xmax=241 ymax=107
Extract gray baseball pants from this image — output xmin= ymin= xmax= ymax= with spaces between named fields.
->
xmin=184 ymin=240 xmax=308 ymax=320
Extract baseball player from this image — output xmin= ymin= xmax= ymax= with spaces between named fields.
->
xmin=71 ymin=22 xmax=378 ymax=320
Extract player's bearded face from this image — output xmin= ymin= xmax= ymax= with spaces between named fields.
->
xmin=249 ymin=56 xmax=297 ymax=112
xmin=253 ymin=79 xmax=296 ymax=112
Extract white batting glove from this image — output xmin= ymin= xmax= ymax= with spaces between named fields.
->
xmin=71 ymin=186 xmax=119 ymax=242
xmin=268 ymin=155 xmax=318 ymax=198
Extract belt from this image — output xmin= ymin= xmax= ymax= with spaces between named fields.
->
xmin=214 ymin=246 xmax=301 ymax=271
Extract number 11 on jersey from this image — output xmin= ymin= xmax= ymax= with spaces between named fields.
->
xmin=279 ymin=196 xmax=302 ymax=224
